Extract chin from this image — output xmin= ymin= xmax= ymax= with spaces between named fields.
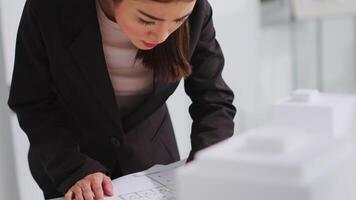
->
xmin=137 ymin=45 xmax=155 ymax=50
xmin=137 ymin=46 xmax=152 ymax=50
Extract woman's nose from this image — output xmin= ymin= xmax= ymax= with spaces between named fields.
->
xmin=149 ymin=25 xmax=172 ymax=43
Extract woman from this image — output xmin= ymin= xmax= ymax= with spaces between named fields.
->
xmin=8 ymin=0 xmax=236 ymax=199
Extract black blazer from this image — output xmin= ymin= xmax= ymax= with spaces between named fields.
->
xmin=8 ymin=0 xmax=236 ymax=198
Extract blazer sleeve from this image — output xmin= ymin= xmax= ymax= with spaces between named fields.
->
xmin=7 ymin=1 xmax=109 ymax=194
xmin=185 ymin=1 xmax=236 ymax=161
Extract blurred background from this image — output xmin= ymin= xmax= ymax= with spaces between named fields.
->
xmin=1 ymin=0 xmax=356 ymax=199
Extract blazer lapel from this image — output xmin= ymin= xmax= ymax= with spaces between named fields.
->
xmin=65 ymin=0 xmax=124 ymax=133
xmin=122 ymin=80 xmax=179 ymax=132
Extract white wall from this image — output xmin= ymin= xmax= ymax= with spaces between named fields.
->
xmin=1 ymin=0 xmax=25 ymax=85
xmin=211 ymin=0 xmax=262 ymax=131
xmin=0 ymin=0 xmax=44 ymax=199
xmin=293 ymin=17 xmax=356 ymax=93
xmin=0 ymin=16 xmax=20 ymax=200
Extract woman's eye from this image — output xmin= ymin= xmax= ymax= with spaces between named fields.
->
xmin=138 ymin=18 xmax=155 ymax=26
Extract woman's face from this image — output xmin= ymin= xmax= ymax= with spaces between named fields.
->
xmin=113 ymin=0 xmax=196 ymax=50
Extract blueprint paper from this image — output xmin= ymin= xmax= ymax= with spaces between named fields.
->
xmin=50 ymin=159 xmax=185 ymax=200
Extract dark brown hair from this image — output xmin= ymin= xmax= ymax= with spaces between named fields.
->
xmin=114 ymin=0 xmax=193 ymax=82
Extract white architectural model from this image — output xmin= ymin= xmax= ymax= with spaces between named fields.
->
xmin=177 ymin=89 xmax=356 ymax=200
xmin=271 ymin=89 xmax=355 ymax=138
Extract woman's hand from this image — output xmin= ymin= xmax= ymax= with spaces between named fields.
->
xmin=64 ymin=172 xmax=113 ymax=200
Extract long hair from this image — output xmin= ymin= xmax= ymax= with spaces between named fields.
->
xmin=113 ymin=0 xmax=193 ymax=82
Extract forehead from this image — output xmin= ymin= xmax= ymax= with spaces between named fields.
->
xmin=119 ymin=0 xmax=196 ymax=18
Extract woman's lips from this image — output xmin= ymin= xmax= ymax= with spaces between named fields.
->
xmin=142 ymin=41 xmax=158 ymax=48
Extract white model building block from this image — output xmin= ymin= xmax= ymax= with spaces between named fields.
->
xmin=242 ymin=126 xmax=308 ymax=154
xmin=177 ymin=126 xmax=356 ymax=200
xmin=271 ymin=89 xmax=356 ymax=138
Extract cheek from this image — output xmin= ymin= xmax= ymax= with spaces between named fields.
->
xmin=170 ymin=25 xmax=180 ymax=34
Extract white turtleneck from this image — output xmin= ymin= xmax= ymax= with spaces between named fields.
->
xmin=96 ymin=1 xmax=154 ymax=118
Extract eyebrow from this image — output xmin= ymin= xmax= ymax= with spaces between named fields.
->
xmin=137 ymin=9 xmax=192 ymax=21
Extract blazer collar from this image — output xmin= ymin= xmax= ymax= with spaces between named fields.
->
xmin=61 ymin=0 xmax=179 ymax=133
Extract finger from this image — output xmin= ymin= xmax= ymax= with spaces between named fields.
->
xmin=81 ymin=183 xmax=94 ymax=200
xmin=102 ymin=175 xmax=113 ymax=196
xmin=64 ymin=190 xmax=73 ymax=200
xmin=73 ymin=186 xmax=84 ymax=200
xmin=91 ymin=178 xmax=104 ymax=200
